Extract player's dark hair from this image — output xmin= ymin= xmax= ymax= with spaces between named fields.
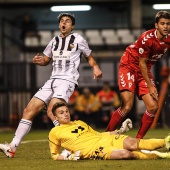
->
xmin=58 ymin=13 xmax=75 ymax=25
xmin=52 ymin=102 xmax=68 ymax=116
xmin=155 ymin=11 xmax=170 ymax=23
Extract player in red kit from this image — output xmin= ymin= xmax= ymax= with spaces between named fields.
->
xmin=106 ymin=11 xmax=170 ymax=138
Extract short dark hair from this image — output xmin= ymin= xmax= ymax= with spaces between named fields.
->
xmin=155 ymin=11 xmax=170 ymax=23
xmin=58 ymin=13 xmax=75 ymax=25
xmin=52 ymin=102 xmax=68 ymax=116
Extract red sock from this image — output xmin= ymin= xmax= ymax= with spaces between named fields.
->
xmin=105 ymin=107 xmax=125 ymax=131
xmin=136 ymin=110 xmax=155 ymax=139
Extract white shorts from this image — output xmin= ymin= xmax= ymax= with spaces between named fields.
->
xmin=34 ymin=79 xmax=75 ymax=105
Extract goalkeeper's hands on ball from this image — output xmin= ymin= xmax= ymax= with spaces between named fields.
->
xmin=116 ymin=118 xmax=133 ymax=134
xmin=60 ymin=149 xmax=81 ymax=160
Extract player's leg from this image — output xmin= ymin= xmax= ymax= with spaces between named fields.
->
xmin=0 ymin=79 xmax=54 ymax=158
xmin=136 ymin=93 xmax=158 ymax=138
xmin=110 ymin=148 xmax=158 ymax=159
xmin=106 ymin=90 xmax=134 ymax=131
xmin=132 ymin=151 xmax=158 ymax=159
xmin=0 ymin=97 xmax=45 ymax=158
xmin=106 ymin=66 xmax=136 ymax=131
xmin=144 ymin=150 xmax=170 ymax=159
xmin=47 ymin=79 xmax=75 ymax=126
xmin=135 ymin=74 xmax=158 ymax=139
xmin=110 ymin=149 xmax=137 ymax=159
xmin=123 ymin=136 xmax=165 ymax=151
xmin=47 ymin=97 xmax=66 ymax=126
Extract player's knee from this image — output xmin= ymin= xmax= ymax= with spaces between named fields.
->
xmin=111 ymin=149 xmax=134 ymax=160
xmin=22 ymin=108 xmax=34 ymax=120
xmin=120 ymin=150 xmax=133 ymax=159
xmin=123 ymin=105 xmax=132 ymax=114
xmin=147 ymin=104 xmax=158 ymax=114
xmin=123 ymin=137 xmax=138 ymax=150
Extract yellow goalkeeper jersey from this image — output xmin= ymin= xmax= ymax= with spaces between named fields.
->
xmin=48 ymin=120 xmax=127 ymax=160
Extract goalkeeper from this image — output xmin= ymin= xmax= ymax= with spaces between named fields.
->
xmin=49 ymin=102 xmax=170 ymax=160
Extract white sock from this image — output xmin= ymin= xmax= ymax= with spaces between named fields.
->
xmin=10 ymin=118 xmax=32 ymax=151
xmin=53 ymin=120 xmax=59 ymax=126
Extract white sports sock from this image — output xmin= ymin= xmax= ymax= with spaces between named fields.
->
xmin=53 ymin=120 xmax=59 ymax=126
xmin=10 ymin=118 xmax=32 ymax=151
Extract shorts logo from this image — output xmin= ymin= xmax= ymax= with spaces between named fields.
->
xmin=139 ymin=48 xmax=144 ymax=54
xmin=90 ymin=147 xmax=105 ymax=160
xmin=120 ymin=74 xmax=126 ymax=87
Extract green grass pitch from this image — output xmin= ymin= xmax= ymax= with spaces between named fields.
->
xmin=0 ymin=128 xmax=170 ymax=170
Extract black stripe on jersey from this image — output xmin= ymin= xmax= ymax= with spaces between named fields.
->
xmin=66 ymin=60 xmax=70 ymax=67
xmin=76 ymin=44 xmax=78 ymax=51
xmin=60 ymin=37 xmax=66 ymax=51
xmin=58 ymin=60 xmax=62 ymax=70
xmin=54 ymin=36 xmax=59 ymax=51
xmin=67 ymin=35 xmax=75 ymax=51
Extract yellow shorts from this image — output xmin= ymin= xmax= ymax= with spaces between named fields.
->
xmin=90 ymin=134 xmax=128 ymax=160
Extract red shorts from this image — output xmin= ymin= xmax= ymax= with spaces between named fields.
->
xmin=118 ymin=66 xmax=155 ymax=99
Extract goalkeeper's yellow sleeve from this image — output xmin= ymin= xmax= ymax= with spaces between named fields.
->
xmin=49 ymin=133 xmax=61 ymax=160
xmin=51 ymin=153 xmax=60 ymax=160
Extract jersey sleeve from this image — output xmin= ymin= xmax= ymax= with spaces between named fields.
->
xmin=43 ymin=37 xmax=55 ymax=58
xmin=77 ymin=35 xmax=92 ymax=57
xmin=48 ymin=130 xmax=61 ymax=160
xmin=135 ymin=33 xmax=153 ymax=58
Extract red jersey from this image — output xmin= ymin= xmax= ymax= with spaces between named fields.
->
xmin=119 ymin=29 xmax=170 ymax=71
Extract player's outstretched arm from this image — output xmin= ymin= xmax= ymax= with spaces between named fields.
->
xmin=86 ymin=54 xmax=102 ymax=80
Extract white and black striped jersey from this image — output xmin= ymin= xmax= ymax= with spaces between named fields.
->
xmin=43 ymin=32 xmax=92 ymax=85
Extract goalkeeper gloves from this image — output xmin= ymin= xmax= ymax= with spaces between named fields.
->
xmin=60 ymin=149 xmax=81 ymax=160
xmin=116 ymin=118 xmax=133 ymax=134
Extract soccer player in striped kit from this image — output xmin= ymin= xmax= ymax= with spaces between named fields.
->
xmin=106 ymin=11 xmax=170 ymax=138
xmin=0 ymin=13 xmax=102 ymax=158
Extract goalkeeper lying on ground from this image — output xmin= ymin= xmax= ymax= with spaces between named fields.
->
xmin=48 ymin=102 xmax=170 ymax=160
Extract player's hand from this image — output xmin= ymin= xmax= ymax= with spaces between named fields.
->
xmin=33 ymin=53 xmax=44 ymax=64
xmin=149 ymin=85 xmax=158 ymax=100
xmin=66 ymin=150 xmax=81 ymax=160
xmin=93 ymin=65 xmax=102 ymax=80
xmin=118 ymin=118 xmax=133 ymax=134
xmin=61 ymin=150 xmax=81 ymax=161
